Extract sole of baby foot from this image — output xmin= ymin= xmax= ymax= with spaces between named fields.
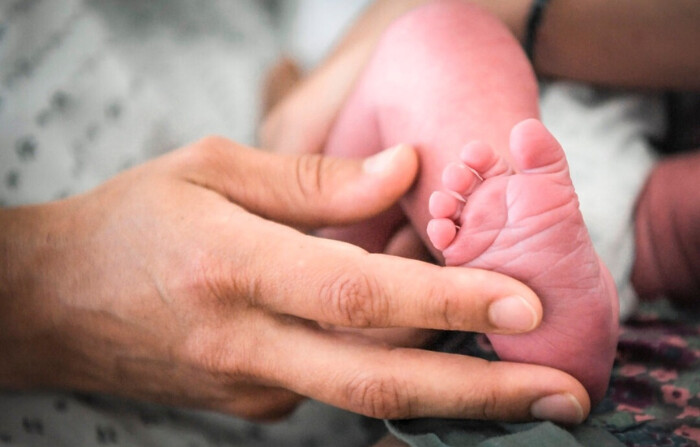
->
xmin=428 ymin=119 xmax=618 ymax=405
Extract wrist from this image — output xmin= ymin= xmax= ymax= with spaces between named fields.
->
xmin=0 ymin=202 xmax=74 ymax=389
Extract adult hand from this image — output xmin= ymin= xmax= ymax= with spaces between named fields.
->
xmin=260 ymin=0 xmax=429 ymax=156
xmin=260 ymin=0 xmax=437 ymax=351
xmin=261 ymin=2 xmax=461 ymax=266
xmin=0 ymin=137 xmax=589 ymax=424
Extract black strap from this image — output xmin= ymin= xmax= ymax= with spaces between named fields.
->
xmin=524 ymin=0 xmax=551 ymax=61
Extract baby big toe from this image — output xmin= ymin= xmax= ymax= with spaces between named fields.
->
xmin=509 ymin=119 xmax=568 ymax=175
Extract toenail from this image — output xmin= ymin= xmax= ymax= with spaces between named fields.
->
xmin=362 ymin=144 xmax=406 ymax=175
xmin=530 ymin=393 xmax=585 ymax=425
xmin=488 ymin=296 xmax=538 ymax=332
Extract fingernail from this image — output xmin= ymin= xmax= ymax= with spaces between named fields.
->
xmin=531 ymin=393 xmax=584 ymax=425
xmin=488 ymin=296 xmax=538 ymax=332
xmin=362 ymin=145 xmax=406 ymax=175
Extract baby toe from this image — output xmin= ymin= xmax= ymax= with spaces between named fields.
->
xmin=429 ymin=191 xmax=461 ymax=219
xmin=460 ymin=141 xmax=511 ymax=178
xmin=427 ymin=218 xmax=458 ymax=251
xmin=509 ymin=119 xmax=568 ymax=175
xmin=442 ymin=162 xmax=478 ymax=195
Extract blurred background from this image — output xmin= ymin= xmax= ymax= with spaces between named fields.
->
xmin=0 ymin=0 xmax=372 ymax=207
xmin=1 ymin=1 xmax=688 ymax=446
xmin=0 ymin=1 xmax=390 ymax=446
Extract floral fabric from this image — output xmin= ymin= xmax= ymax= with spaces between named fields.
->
xmin=390 ymin=298 xmax=700 ymax=447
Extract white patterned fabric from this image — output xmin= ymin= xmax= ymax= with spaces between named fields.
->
xmin=0 ymin=0 xmax=665 ymax=445
xmin=1 ymin=0 xmax=276 ymax=206
xmin=0 ymin=1 xmax=377 ymax=446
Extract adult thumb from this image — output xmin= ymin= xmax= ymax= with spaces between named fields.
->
xmin=247 ymin=144 xmax=418 ymax=228
xmin=184 ymin=138 xmax=419 ymax=229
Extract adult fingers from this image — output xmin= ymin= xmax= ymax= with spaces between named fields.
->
xmin=326 ymin=326 xmax=437 ymax=349
xmin=256 ymin=321 xmax=590 ymax=424
xmin=261 ymin=57 xmax=303 ymax=118
xmin=215 ymin=385 xmax=305 ymax=422
xmin=259 ymin=0 xmax=432 ymax=154
xmin=259 ymin=45 xmax=368 ymax=154
xmin=245 ymin=218 xmax=542 ymax=335
xmin=177 ymin=138 xmax=419 ymax=229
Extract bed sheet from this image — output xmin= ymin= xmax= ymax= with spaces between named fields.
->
xmin=389 ymin=298 xmax=700 ymax=447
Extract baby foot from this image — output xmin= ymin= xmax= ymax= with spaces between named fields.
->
xmin=427 ymin=119 xmax=618 ymax=405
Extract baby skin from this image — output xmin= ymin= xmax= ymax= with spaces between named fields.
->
xmin=427 ymin=120 xmax=618 ymax=405
xmin=321 ymin=1 xmax=618 ymax=405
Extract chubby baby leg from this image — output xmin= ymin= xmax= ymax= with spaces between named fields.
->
xmin=324 ymin=0 xmax=618 ymax=405
xmin=322 ymin=0 xmax=538 ymax=253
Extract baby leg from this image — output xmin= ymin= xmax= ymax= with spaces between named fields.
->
xmin=325 ymin=1 xmax=618 ymax=404
xmin=323 ymin=0 xmax=538 ymax=254
xmin=317 ymin=65 xmax=406 ymax=253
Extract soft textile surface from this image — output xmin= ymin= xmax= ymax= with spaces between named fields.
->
xmin=0 ymin=0 xmax=277 ymax=206
xmin=0 ymin=0 xmax=690 ymax=446
xmin=389 ymin=299 xmax=700 ymax=447
xmin=0 ymin=1 xmax=378 ymax=446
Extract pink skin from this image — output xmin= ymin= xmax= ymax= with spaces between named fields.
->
xmin=319 ymin=0 xmax=537 ymax=254
xmin=632 ymin=149 xmax=700 ymax=304
xmin=322 ymin=1 xmax=618 ymax=404
xmin=428 ymin=120 xmax=618 ymax=404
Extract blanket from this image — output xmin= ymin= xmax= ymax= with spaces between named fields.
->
xmin=389 ymin=299 xmax=700 ymax=447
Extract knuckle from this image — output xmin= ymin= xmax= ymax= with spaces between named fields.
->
xmin=189 ymin=135 xmax=235 ymax=166
xmin=471 ymin=365 xmax=504 ymax=420
xmin=321 ymin=270 xmax=388 ymax=327
xmin=175 ymin=261 xmax=257 ymax=380
xmin=433 ymin=291 xmax=466 ymax=331
xmin=150 ymin=248 xmax=222 ymax=314
xmin=344 ymin=371 xmax=410 ymax=419
xmin=476 ymin=387 xmax=502 ymax=421
xmin=181 ymin=250 xmax=228 ymax=305
xmin=174 ymin=135 xmax=237 ymax=175
xmin=292 ymin=153 xmax=326 ymax=202
xmin=195 ymin=135 xmax=232 ymax=152
xmin=184 ymin=249 xmax=254 ymax=312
